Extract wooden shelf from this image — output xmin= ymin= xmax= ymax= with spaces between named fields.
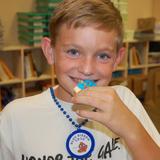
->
xmin=129 ymin=65 xmax=146 ymax=69
xmin=0 ymin=78 xmax=22 ymax=85
xmin=0 ymin=45 xmax=55 ymax=110
xmin=1 ymin=39 xmax=160 ymax=110
xmin=148 ymin=63 xmax=160 ymax=68
xmin=24 ymin=75 xmax=52 ymax=82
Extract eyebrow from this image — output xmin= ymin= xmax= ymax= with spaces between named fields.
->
xmin=62 ymin=43 xmax=115 ymax=53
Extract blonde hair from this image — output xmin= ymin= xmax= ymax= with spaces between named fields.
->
xmin=49 ymin=0 xmax=123 ymax=50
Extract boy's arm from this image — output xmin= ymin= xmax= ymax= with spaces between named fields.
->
xmin=0 ymin=111 xmax=15 ymax=159
xmin=123 ymin=120 xmax=160 ymax=160
xmin=72 ymin=86 xmax=160 ymax=160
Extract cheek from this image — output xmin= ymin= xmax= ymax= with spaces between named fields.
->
xmin=97 ymin=63 xmax=114 ymax=77
xmin=54 ymin=57 xmax=75 ymax=74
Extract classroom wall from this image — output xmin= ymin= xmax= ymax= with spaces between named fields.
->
xmin=127 ymin=0 xmax=153 ymax=30
xmin=0 ymin=0 xmax=35 ymax=45
xmin=0 ymin=0 xmax=159 ymax=45
xmin=152 ymin=0 xmax=160 ymax=21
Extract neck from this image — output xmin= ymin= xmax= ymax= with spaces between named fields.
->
xmin=54 ymin=86 xmax=73 ymax=103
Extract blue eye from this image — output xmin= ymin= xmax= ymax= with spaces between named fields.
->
xmin=98 ymin=53 xmax=110 ymax=61
xmin=66 ymin=49 xmax=79 ymax=57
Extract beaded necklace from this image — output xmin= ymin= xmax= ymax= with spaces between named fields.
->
xmin=50 ymin=87 xmax=95 ymax=159
xmin=50 ymin=87 xmax=89 ymax=129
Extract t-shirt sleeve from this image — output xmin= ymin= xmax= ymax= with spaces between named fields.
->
xmin=113 ymin=85 xmax=160 ymax=147
xmin=0 ymin=106 xmax=15 ymax=159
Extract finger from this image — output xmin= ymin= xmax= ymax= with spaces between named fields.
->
xmin=72 ymin=95 xmax=106 ymax=111
xmin=77 ymin=86 xmax=110 ymax=95
xmin=77 ymin=86 xmax=118 ymax=102
xmin=76 ymin=109 xmax=105 ymax=124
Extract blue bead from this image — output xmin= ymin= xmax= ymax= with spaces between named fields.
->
xmin=66 ymin=115 xmax=70 ymax=118
xmin=60 ymin=108 xmax=64 ymax=111
xmin=63 ymin=111 xmax=66 ymax=115
xmin=75 ymin=124 xmax=79 ymax=128
xmin=56 ymin=102 xmax=59 ymax=105
xmin=51 ymin=91 xmax=89 ymax=129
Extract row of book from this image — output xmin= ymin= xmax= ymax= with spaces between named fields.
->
xmin=17 ymin=12 xmax=51 ymax=46
xmin=129 ymin=46 xmax=160 ymax=65
xmin=24 ymin=52 xmax=42 ymax=78
xmin=0 ymin=52 xmax=44 ymax=82
xmin=112 ymin=69 xmax=143 ymax=79
xmin=17 ymin=0 xmax=62 ymax=46
xmin=129 ymin=46 xmax=142 ymax=66
xmin=35 ymin=0 xmax=62 ymax=13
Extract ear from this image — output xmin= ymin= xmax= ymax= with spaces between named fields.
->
xmin=113 ymin=47 xmax=126 ymax=71
xmin=41 ymin=37 xmax=54 ymax=65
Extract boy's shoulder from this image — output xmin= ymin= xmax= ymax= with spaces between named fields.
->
xmin=111 ymin=85 xmax=134 ymax=96
xmin=1 ymin=88 xmax=51 ymax=115
xmin=111 ymin=85 xmax=140 ymax=107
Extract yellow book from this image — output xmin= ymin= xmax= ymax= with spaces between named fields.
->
xmin=0 ymin=62 xmax=10 ymax=81
xmin=0 ymin=60 xmax=14 ymax=79
xmin=130 ymin=47 xmax=140 ymax=66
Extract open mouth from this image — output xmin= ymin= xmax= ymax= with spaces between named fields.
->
xmin=70 ymin=76 xmax=98 ymax=84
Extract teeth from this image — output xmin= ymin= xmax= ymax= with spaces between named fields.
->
xmin=72 ymin=78 xmax=82 ymax=83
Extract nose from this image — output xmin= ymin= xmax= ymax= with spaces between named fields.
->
xmin=78 ymin=57 xmax=95 ymax=76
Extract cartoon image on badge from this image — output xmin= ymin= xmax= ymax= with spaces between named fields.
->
xmin=78 ymin=142 xmax=88 ymax=153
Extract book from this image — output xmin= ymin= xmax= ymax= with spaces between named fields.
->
xmin=0 ymin=62 xmax=10 ymax=81
xmin=0 ymin=60 xmax=14 ymax=79
xmin=28 ymin=53 xmax=38 ymax=77
xmin=129 ymin=47 xmax=141 ymax=66
xmin=24 ymin=53 xmax=38 ymax=78
xmin=24 ymin=53 xmax=33 ymax=78
xmin=128 ymin=69 xmax=142 ymax=75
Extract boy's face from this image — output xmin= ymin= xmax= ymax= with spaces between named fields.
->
xmin=50 ymin=25 xmax=124 ymax=101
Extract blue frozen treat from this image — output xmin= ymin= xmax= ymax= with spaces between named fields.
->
xmin=74 ymin=79 xmax=96 ymax=93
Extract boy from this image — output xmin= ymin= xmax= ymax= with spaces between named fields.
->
xmin=0 ymin=0 xmax=160 ymax=159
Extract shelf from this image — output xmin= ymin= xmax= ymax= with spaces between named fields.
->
xmin=116 ymin=66 xmax=126 ymax=71
xmin=0 ymin=78 xmax=22 ymax=85
xmin=0 ymin=44 xmax=40 ymax=51
xmin=24 ymin=74 xmax=52 ymax=82
xmin=0 ymin=46 xmax=54 ymax=110
xmin=1 ymin=39 xmax=160 ymax=109
xmin=148 ymin=63 xmax=160 ymax=68
xmin=129 ymin=65 xmax=146 ymax=69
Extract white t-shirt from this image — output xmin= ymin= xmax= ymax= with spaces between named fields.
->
xmin=0 ymin=85 xmax=160 ymax=160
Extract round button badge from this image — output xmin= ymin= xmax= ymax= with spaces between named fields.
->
xmin=66 ymin=129 xmax=95 ymax=159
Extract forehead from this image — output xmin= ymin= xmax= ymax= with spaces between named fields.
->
xmin=56 ymin=24 xmax=118 ymax=51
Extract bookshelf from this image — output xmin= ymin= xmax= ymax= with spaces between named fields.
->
xmin=111 ymin=38 xmax=160 ymax=98
xmin=0 ymin=45 xmax=55 ymax=110
xmin=1 ymin=38 xmax=160 ymax=110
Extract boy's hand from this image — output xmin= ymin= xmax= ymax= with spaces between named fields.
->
xmin=72 ymin=86 xmax=140 ymax=138
xmin=72 ymin=86 xmax=160 ymax=160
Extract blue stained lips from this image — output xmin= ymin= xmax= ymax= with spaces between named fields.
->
xmin=77 ymin=79 xmax=97 ymax=90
